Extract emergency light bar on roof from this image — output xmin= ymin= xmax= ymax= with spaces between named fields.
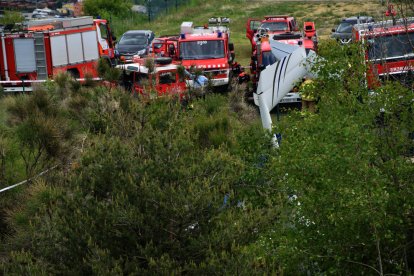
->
xmin=353 ymin=17 xmax=414 ymax=33
xmin=264 ymin=15 xmax=289 ymax=20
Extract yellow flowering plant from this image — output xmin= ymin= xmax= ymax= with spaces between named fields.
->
xmin=299 ymin=79 xmax=317 ymax=101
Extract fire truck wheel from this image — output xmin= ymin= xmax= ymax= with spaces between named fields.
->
xmin=226 ymin=71 xmax=234 ymax=92
xmin=155 ymin=57 xmax=172 ymax=65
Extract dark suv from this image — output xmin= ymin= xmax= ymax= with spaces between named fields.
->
xmin=331 ymin=16 xmax=374 ymax=44
xmin=115 ymin=30 xmax=155 ymax=62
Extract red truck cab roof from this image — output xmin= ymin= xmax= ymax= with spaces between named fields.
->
xmin=260 ymin=15 xmax=297 ymax=33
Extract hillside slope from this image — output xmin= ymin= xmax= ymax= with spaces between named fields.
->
xmin=116 ymin=0 xmax=384 ymax=65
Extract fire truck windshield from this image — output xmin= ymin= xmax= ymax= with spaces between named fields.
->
xmin=180 ymin=40 xmax=225 ymax=60
xmin=260 ymin=22 xmax=288 ymax=32
xmin=368 ymin=32 xmax=414 ymax=61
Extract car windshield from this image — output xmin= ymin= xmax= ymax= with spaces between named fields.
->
xmin=262 ymin=51 xmax=278 ymax=67
xmin=368 ymin=32 xmax=414 ymax=61
xmin=180 ymin=40 xmax=225 ymax=60
xmin=119 ymin=34 xmax=147 ymax=46
xmin=260 ymin=22 xmax=288 ymax=32
xmin=336 ymin=22 xmax=353 ymax=33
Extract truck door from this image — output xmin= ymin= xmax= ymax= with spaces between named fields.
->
xmin=157 ymin=70 xmax=177 ymax=95
xmin=96 ymin=21 xmax=114 ymax=59
xmin=14 ymin=38 xmax=36 ymax=75
xmin=246 ymin=19 xmax=261 ymax=42
xmin=132 ymin=72 xmax=148 ymax=95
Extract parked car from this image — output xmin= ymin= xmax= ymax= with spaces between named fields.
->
xmin=331 ymin=16 xmax=374 ymax=44
xmin=115 ymin=30 xmax=155 ymax=63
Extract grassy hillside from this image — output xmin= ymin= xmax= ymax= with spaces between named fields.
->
xmin=113 ymin=0 xmax=384 ymax=65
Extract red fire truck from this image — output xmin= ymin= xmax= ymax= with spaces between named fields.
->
xmin=352 ymin=17 xmax=414 ymax=88
xmin=117 ymin=57 xmax=187 ymax=98
xmin=151 ymin=35 xmax=179 ymax=58
xmin=152 ymin=18 xmax=235 ymax=88
xmin=246 ymin=15 xmax=317 ymax=54
xmin=0 ymin=16 xmax=116 ymax=92
xmin=246 ymin=16 xmax=318 ymax=104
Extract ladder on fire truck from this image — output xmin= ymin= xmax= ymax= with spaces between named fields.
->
xmin=33 ymin=32 xmax=48 ymax=80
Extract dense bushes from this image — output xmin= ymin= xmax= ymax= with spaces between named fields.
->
xmin=0 ymin=75 xmax=279 ymax=273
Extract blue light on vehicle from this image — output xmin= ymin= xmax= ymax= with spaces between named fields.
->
xmin=217 ymin=32 xmax=222 ymax=38
xmin=180 ymin=33 xmax=185 ymax=39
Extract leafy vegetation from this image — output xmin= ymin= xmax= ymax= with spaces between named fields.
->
xmin=0 ymin=11 xmax=24 ymax=26
xmin=83 ymin=0 xmax=133 ymax=19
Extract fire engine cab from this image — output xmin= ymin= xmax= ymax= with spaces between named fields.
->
xmin=162 ymin=17 xmax=235 ymax=88
xmin=353 ymin=17 xmax=414 ymax=88
xmin=246 ymin=15 xmax=317 ymax=54
xmin=0 ymin=16 xmax=116 ymax=92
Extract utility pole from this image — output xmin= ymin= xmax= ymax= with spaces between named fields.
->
xmin=165 ymin=0 xmax=168 ymax=14
xmin=147 ymin=0 xmax=151 ymax=22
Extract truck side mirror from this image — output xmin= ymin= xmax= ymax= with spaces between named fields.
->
xmin=251 ymin=55 xmax=257 ymax=61
xmin=229 ymin=42 xmax=234 ymax=51
xmin=229 ymin=53 xmax=235 ymax=63
xmin=168 ymin=45 xmax=175 ymax=56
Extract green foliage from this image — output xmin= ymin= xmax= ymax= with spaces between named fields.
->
xmin=0 ymin=11 xmax=24 ymax=26
xmin=97 ymin=58 xmax=122 ymax=87
xmin=254 ymin=40 xmax=414 ymax=274
xmin=83 ymin=0 xmax=133 ymax=18
xmin=144 ymin=57 xmax=155 ymax=74
xmin=2 ymin=250 xmax=49 ymax=275
xmin=0 ymin=89 xmax=277 ymax=274
xmin=6 ymin=88 xmax=73 ymax=177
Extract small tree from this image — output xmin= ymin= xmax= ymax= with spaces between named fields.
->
xmin=0 ymin=11 xmax=24 ymax=27
xmin=6 ymin=89 xmax=73 ymax=177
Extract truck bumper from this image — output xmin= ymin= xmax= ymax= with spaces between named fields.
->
xmin=254 ymin=92 xmax=301 ymax=106
xmin=186 ymin=77 xmax=229 ymax=88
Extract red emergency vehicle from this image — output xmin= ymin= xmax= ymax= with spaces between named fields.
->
xmin=353 ymin=17 xmax=414 ymax=88
xmin=246 ymin=15 xmax=317 ymax=54
xmin=117 ymin=57 xmax=187 ymax=98
xmin=150 ymin=35 xmax=179 ymax=57
xmin=152 ymin=18 xmax=235 ymax=88
xmin=0 ymin=16 xmax=116 ymax=92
